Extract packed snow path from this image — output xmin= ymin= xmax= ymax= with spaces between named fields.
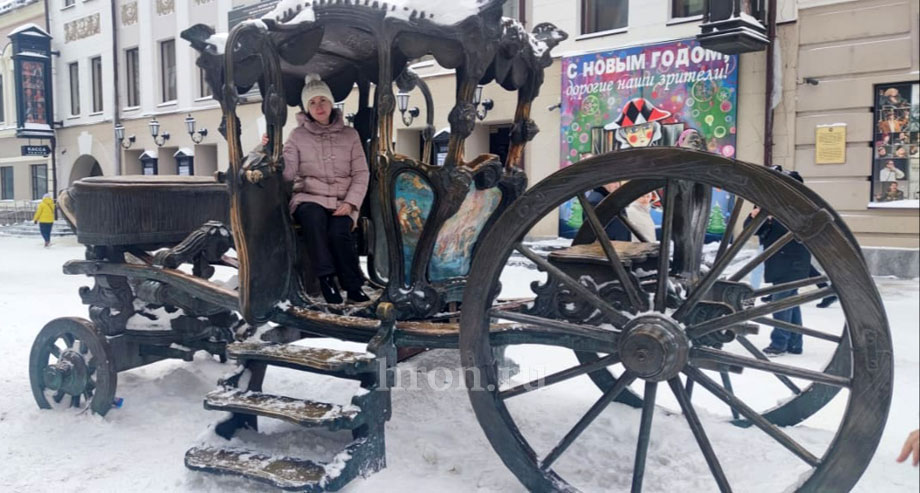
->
xmin=0 ymin=236 xmax=917 ymax=492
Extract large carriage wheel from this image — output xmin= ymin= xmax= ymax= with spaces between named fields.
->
xmin=570 ymin=177 xmax=854 ymax=426
xmin=460 ymin=148 xmax=891 ymax=492
xmin=30 ymin=318 xmax=118 ymax=416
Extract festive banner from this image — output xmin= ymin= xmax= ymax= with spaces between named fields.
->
xmin=558 ymin=38 xmax=739 ymax=237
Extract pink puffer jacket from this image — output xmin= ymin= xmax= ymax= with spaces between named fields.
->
xmin=282 ymin=110 xmax=369 ymax=224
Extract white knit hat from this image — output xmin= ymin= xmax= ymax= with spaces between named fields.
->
xmin=301 ymin=74 xmax=333 ymax=107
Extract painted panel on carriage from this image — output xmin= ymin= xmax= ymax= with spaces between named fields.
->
xmin=429 ymin=183 xmax=503 ymax=281
xmin=395 ymin=172 xmax=434 ymax=283
xmin=557 ymin=38 xmax=739 ymax=238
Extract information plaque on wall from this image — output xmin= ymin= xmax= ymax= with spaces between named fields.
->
xmin=815 ymin=124 xmax=846 ymax=164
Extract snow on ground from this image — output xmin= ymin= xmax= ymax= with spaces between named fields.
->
xmin=0 ymin=235 xmax=917 ymax=492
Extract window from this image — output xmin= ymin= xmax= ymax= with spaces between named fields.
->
xmin=177 ymin=155 xmax=194 ymax=176
xmin=31 ymin=165 xmax=47 ymax=200
xmin=91 ymin=57 xmax=103 ymax=113
xmin=69 ymin=62 xmax=80 ymax=115
xmin=0 ymin=75 xmax=4 ymax=123
xmin=125 ymin=48 xmax=139 ymax=107
xmin=0 ymin=167 xmax=12 ymax=200
xmin=672 ymin=0 xmax=704 ymax=18
xmin=582 ymin=0 xmax=628 ymax=34
xmin=160 ymin=39 xmax=176 ymax=102
xmin=64 ymin=0 xmax=75 ymax=7
xmin=199 ymin=66 xmax=212 ymax=99
xmin=503 ymin=0 xmax=525 ymax=22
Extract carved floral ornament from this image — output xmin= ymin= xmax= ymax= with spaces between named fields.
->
xmin=121 ymin=2 xmax=138 ymax=26
xmin=64 ymin=13 xmax=101 ymax=43
xmin=156 ymin=0 xmax=175 ymax=16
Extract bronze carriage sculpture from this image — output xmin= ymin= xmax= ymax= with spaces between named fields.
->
xmin=29 ymin=1 xmax=892 ymax=491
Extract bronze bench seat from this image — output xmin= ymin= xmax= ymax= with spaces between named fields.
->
xmin=62 ymin=175 xmax=229 ymax=247
xmin=547 ymin=240 xmax=660 ymax=284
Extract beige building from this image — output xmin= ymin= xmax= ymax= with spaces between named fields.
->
xmin=43 ymin=0 xmax=919 ymax=252
xmin=0 ymin=0 xmax=51 ymax=206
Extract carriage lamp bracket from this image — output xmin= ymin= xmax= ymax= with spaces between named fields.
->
xmin=149 ymin=117 xmax=170 ymax=147
xmin=114 ymin=123 xmax=136 ymax=149
xmin=185 ymin=114 xmax=208 ymax=144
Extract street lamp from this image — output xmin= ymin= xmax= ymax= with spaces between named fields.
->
xmin=114 ymin=123 xmax=135 ymax=149
xmin=149 ymin=117 xmax=170 ymax=147
xmin=473 ymin=85 xmax=493 ymax=121
xmin=184 ymin=114 xmax=208 ymax=143
xmin=396 ymin=92 xmax=419 ymax=126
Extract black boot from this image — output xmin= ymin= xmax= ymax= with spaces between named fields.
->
xmin=347 ymin=287 xmax=370 ymax=303
xmin=816 ymin=295 xmax=838 ymax=308
xmin=319 ymin=275 xmax=343 ymax=304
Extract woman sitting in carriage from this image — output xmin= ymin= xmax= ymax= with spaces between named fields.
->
xmin=282 ymin=74 xmax=370 ymax=304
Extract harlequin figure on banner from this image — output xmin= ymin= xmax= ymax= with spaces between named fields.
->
xmin=604 ymin=98 xmax=672 ymax=149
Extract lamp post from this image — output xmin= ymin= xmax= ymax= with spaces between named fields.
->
xmin=149 ymin=117 xmax=170 ymax=147
xmin=114 ymin=123 xmax=135 ymax=149
xmin=184 ymin=114 xmax=208 ymax=143
xmin=396 ymin=92 xmax=420 ymax=126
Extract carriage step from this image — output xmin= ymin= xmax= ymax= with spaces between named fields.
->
xmin=185 ymin=436 xmax=385 ymax=491
xmin=204 ymin=389 xmax=363 ymax=430
xmin=227 ymin=342 xmax=377 ymax=378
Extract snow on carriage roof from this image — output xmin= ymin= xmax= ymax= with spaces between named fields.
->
xmin=262 ymin=0 xmax=496 ymax=26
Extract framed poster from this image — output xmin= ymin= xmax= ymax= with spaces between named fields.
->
xmin=870 ymin=82 xmax=919 ymax=208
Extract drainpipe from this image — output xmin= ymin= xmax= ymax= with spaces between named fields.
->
xmin=763 ymin=0 xmax=777 ymax=166
xmin=43 ymin=0 xmax=58 ymax=218
xmin=110 ymin=0 xmax=121 ymax=175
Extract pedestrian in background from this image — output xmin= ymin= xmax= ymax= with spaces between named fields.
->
xmin=33 ymin=193 xmax=55 ymax=248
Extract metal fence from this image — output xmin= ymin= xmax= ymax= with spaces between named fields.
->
xmin=0 ymin=200 xmax=41 ymax=226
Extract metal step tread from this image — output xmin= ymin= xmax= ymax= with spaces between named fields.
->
xmin=228 ymin=342 xmax=377 ymax=375
xmin=204 ymin=389 xmax=362 ymax=429
xmin=185 ymin=446 xmax=328 ymax=491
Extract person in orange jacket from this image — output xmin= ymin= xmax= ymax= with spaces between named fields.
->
xmin=33 ymin=193 xmax=55 ymax=247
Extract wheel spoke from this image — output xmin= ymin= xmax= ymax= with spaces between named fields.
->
xmin=690 ymin=347 xmax=851 ymax=388
xmin=578 ymin=194 xmax=647 ymax=311
xmin=752 ymin=276 xmax=829 ymax=298
xmin=515 ymin=243 xmax=631 ymax=328
xmin=719 ymin=372 xmax=740 ymax=421
xmin=655 ymin=181 xmax=677 ymax=312
xmin=728 ymin=232 xmax=793 ymax=282
xmin=684 ymin=366 xmax=820 ymax=467
xmin=752 ymin=317 xmax=842 ymax=343
xmin=631 ymin=381 xmax=658 ymax=493
xmin=674 ymin=213 xmax=767 ymax=321
xmin=668 ymin=377 xmax=732 ymax=493
xmin=735 ymin=336 xmax=802 ymax=394
xmin=71 ymin=394 xmax=81 ymax=408
xmin=714 ymin=196 xmax=744 ymax=263
xmin=48 ymin=344 xmax=61 ymax=358
xmin=52 ymin=390 xmax=65 ymax=403
xmin=541 ymin=371 xmax=638 ymax=470
xmin=686 ymin=287 xmax=834 ymax=340
xmin=501 ymin=354 xmax=620 ymax=399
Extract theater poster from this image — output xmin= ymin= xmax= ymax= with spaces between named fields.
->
xmin=558 ymin=38 xmax=740 ymax=237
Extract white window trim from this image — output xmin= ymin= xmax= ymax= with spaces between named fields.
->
xmin=667 ymin=14 xmax=703 ymax=26
xmin=157 ymin=101 xmax=178 ymax=108
xmin=575 ymin=27 xmax=628 ymax=41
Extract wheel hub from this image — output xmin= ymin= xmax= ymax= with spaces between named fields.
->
xmin=618 ymin=315 xmax=689 ymax=382
xmin=43 ymin=350 xmax=89 ymax=395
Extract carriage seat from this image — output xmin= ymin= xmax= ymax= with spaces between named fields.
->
xmin=548 ymin=240 xmax=659 ymax=283
xmin=63 ymin=175 xmax=229 ymax=247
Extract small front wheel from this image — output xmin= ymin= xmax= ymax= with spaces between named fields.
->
xmin=29 ymin=317 xmax=118 ymax=416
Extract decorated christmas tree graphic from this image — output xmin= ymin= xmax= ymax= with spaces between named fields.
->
xmin=707 ymin=203 xmax=727 ymax=234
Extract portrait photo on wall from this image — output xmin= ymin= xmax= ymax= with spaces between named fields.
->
xmin=870 ymin=81 xmax=919 ymax=208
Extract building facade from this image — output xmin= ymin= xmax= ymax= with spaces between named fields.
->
xmin=42 ymin=0 xmax=918 ymax=250
xmin=0 ymin=0 xmax=51 ymax=205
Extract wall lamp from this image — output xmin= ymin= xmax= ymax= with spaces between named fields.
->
xmin=396 ymin=92 xmax=420 ymax=126
xmin=473 ymin=85 xmax=494 ymax=121
xmin=114 ymin=123 xmax=135 ymax=149
xmin=184 ymin=114 xmax=208 ymax=143
xmin=149 ymin=117 xmax=170 ymax=147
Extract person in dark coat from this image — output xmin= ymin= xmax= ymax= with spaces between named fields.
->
xmin=584 ymin=184 xmax=632 ymax=241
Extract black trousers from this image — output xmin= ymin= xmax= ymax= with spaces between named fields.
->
xmin=293 ymin=202 xmax=364 ymax=291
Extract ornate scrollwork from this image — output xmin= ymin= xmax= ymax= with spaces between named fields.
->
xmin=80 ymin=275 xmax=134 ymax=336
xmin=153 ymin=221 xmax=233 ymax=279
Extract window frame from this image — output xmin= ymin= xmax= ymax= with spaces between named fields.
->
xmin=198 ymin=66 xmax=212 ymax=99
xmin=160 ymin=39 xmax=177 ymax=103
xmin=125 ymin=47 xmax=140 ymax=107
xmin=671 ymin=0 xmax=705 ymax=20
xmin=68 ymin=62 xmax=80 ymax=116
xmin=0 ymin=166 xmax=13 ymax=200
xmin=91 ymin=56 xmax=103 ymax=113
xmin=31 ymin=164 xmax=47 ymax=201
xmin=581 ymin=0 xmax=629 ymax=36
